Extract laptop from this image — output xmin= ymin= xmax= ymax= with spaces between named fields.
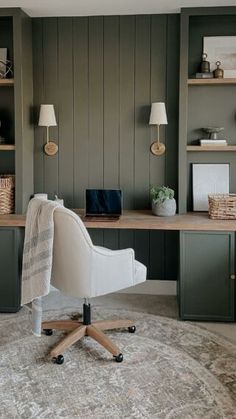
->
xmin=85 ymin=189 xmax=122 ymax=221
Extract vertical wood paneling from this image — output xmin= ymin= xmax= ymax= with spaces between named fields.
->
xmin=149 ymin=15 xmax=167 ymax=279
xmin=103 ymin=16 xmax=119 ymax=189
xmin=134 ymin=15 xmax=151 ymax=210
xmin=165 ymin=15 xmax=180 ymax=280
xmin=150 ymin=15 xmax=167 ymax=187
xmin=33 ymin=18 xmax=44 ymax=193
xmin=149 ymin=231 xmax=165 ymax=279
xmin=43 ymin=18 xmax=58 ymax=199
xmin=33 ymin=15 xmax=180 ymax=281
xmin=133 ymin=16 xmax=151 ymax=270
xmin=88 ymin=16 xmax=104 ymax=245
xmin=88 ymin=17 xmax=104 ymax=188
xmin=134 ymin=230 xmax=150 ymax=278
xmin=58 ymin=18 xmax=74 ymax=207
xmin=103 ymin=16 xmax=119 ymax=249
xmin=119 ymin=16 xmax=136 ymax=253
xmin=120 ymin=16 xmax=135 ymax=210
xmin=73 ymin=17 xmax=89 ymax=208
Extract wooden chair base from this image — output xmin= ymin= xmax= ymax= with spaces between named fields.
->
xmin=42 ymin=318 xmax=135 ymax=359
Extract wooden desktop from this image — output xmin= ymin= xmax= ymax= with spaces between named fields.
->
xmin=0 ymin=209 xmax=236 ymax=231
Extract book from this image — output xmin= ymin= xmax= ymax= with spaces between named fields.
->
xmin=195 ymin=72 xmax=214 ymax=79
xmin=200 ymin=139 xmax=228 ymax=146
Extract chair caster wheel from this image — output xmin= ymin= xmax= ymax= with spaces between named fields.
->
xmin=128 ymin=325 xmax=136 ymax=333
xmin=43 ymin=329 xmax=53 ymax=336
xmin=52 ymin=354 xmax=64 ymax=365
xmin=114 ymin=353 xmax=123 ymax=363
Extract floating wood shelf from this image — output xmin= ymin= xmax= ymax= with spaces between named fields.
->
xmin=188 ymin=78 xmax=236 ymax=85
xmin=0 ymin=144 xmax=15 ymax=151
xmin=0 ymin=79 xmax=14 ymax=86
xmin=187 ymin=145 xmax=236 ymax=151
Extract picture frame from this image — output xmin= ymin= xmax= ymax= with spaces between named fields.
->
xmin=0 ymin=48 xmax=7 ymax=78
xmin=192 ymin=163 xmax=229 ymax=211
xmin=203 ymin=36 xmax=236 ymax=78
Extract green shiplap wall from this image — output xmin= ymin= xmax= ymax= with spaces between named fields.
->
xmin=32 ymin=15 xmax=179 ymax=280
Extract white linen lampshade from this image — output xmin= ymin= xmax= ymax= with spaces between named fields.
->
xmin=38 ymin=104 xmax=57 ymax=127
xmin=149 ymin=102 xmax=168 ymax=125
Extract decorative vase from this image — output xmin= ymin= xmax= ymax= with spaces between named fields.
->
xmin=152 ymin=198 xmax=176 ymax=216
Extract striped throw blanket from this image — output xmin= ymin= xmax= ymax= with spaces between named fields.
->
xmin=21 ymin=198 xmax=60 ymax=334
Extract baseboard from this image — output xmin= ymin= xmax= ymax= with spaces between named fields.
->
xmin=50 ymin=280 xmax=177 ymax=296
xmin=118 ymin=280 xmax=177 ymax=296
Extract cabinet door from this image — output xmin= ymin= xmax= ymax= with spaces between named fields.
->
xmin=179 ymin=231 xmax=235 ymax=321
xmin=0 ymin=228 xmax=22 ymax=312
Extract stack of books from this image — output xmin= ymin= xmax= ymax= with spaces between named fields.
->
xmin=195 ymin=72 xmax=214 ymax=79
xmin=199 ymin=139 xmax=228 ymax=146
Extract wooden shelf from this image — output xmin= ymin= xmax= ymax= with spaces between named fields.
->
xmin=187 ymin=145 xmax=236 ymax=151
xmin=0 ymin=144 xmax=15 ymax=151
xmin=188 ymin=78 xmax=236 ymax=85
xmin=0 ymin=79 xmax=14 ymax=86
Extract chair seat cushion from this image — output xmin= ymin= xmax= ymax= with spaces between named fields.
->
xmin=134 ymin=260 xmax=147 ymax=285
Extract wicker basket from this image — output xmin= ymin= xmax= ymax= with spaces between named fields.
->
xmin=0 ymin=175 xmax=15 ymax=214
xmin=208 ymin=194 xmax=236 ymax=220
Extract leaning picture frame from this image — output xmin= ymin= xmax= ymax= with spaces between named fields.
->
xmin=192 ymin=163 xmax=229 ymax=211
xmin=0 ymin=48 xmax=7 ymax=78
xmin=203 ymin=36 xmax=236 ymax=78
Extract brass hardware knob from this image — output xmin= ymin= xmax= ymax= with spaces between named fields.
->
xmin=230 ymin=274 xmax=235 ymax=280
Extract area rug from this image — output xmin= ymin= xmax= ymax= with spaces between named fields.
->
xmin=0 ymin=307 xmax=236 ymax=419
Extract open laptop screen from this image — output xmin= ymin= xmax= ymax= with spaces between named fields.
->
xmin=86 ymin=189 xmax=122 ymax=216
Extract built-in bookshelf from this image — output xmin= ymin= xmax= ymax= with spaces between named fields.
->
xmin=179 ymin=7 xmax=236 ymax=213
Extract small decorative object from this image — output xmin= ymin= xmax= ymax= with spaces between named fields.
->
xmin=203 ymin=36 xmax=236 ymax=78
xmin=208 ymin=194 xmax=236 ymax=219
xmin=149 ymin=102 xmax=168 ymax=156
xmin=195 ymin=72 xmax=213 ymax=79
xmin=200 ymin=53 xmax=210 ymax=73
xmin=213 ymin=61 xmax=224 ymax=78
xmin=199 ymin=127 xmax=227 ymax=146
xmin=150 ymin=185 xmax=176 ymax=216
xmin=0 ymin=175 xmax=15 ymax=214
xmin=38 ymin=104 xmax=58 ymax=156
xmin=202 ymin=127 xmax=224 ymax=140
xmin=192 ymin=163 xmax=229 ymax=211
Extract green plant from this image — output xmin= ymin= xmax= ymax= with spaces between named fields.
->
xmin=150 ymin=185 xmax=174 ymax=203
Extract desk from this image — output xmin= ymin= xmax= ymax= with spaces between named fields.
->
xmin=0 ymin=209 xmax=236 ymax=231
xmin=0 ymin=210 xmax=235 ymax=321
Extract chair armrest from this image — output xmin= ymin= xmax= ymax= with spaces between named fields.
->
xmin=93 ymin=245 xmax=134 ymax=258
xmin=91 ymin=246 xmax=135 ymax=296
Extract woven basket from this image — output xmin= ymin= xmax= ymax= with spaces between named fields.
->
xmin=208 ymin=194 xmax=236 ymax=220
xmin=0 ymin=175 xmax=15 ymax=214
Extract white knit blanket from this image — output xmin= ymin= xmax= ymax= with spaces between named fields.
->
xmin=21 ymin=198 xmax=60 ymax=335
xmin=21 ymin=198 xmax=60 ymax=304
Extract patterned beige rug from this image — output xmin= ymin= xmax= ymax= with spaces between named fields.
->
xmin=0 ymin=307 xmax=236 ymax=418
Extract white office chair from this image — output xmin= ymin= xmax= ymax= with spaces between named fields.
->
xmin=42 ymin=206 xmax=147 ymax=364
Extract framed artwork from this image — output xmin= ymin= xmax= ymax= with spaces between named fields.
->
xmin=0 ymin=48 xmax=7 ymax=78
xmin=203 ymin=36 xmax=236 ymax=78
xmin=192 ymin=163 xmax=229 ymax=211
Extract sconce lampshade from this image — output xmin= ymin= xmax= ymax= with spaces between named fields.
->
xmin=38 ymin=104 xmax=57 ymax=127
xmin=149 ymin=102 xmax=168 ymax=125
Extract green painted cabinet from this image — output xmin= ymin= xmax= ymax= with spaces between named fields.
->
xmin=0 ymin=228 xmax=23 ymax=312
xmin=179 ymin=231 xmax=235 ymax=321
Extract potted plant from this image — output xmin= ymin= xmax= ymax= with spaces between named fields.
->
xmin=150 ymin=185 xmax=176 ymax=216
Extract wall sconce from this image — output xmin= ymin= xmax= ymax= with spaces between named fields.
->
xmin=149 ymin=102 xmax=168 ymax=156
xmin=38 ymin=104 xmax=58 ymax=156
